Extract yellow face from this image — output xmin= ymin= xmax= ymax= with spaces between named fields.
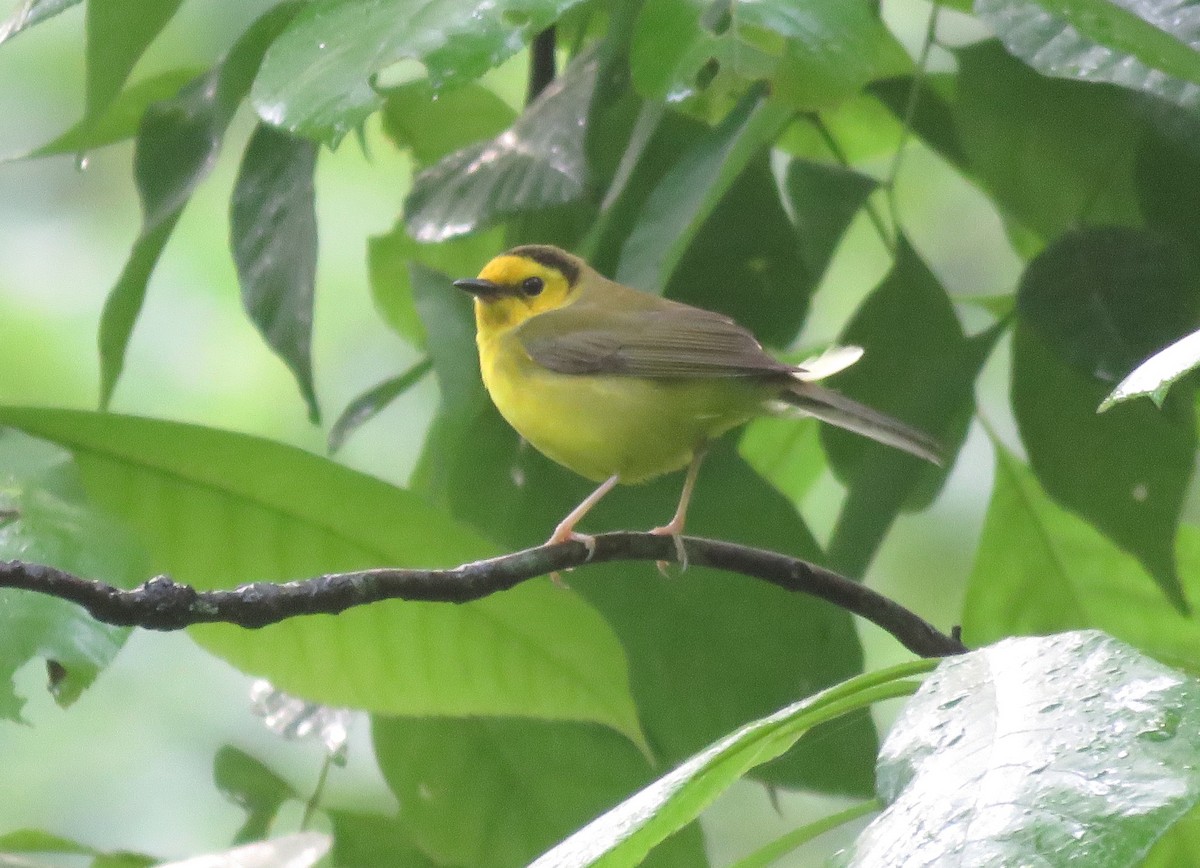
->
xmin=468 ymin=253 xmax=578 ymax=333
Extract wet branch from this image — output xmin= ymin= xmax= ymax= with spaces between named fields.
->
xmin=0 ymin=533 xmax=965 ymax=658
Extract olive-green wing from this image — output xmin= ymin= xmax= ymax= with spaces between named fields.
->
xmin=515 ymin=299 xmax=790 ymax=378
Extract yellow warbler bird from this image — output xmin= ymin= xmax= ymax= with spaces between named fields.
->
xmin=455 ymin=245 xmax=940 ymax=562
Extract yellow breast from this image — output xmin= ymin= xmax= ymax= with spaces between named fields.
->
xmin=477 ymin=327 xmax=767 ymax=484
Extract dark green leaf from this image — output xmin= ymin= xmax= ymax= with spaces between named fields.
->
xmin=630 ymin=0 xmax=895 ymax=111
xmin=1135 ymin=103 xmax=1200 ymax=249
xmin=327 ymin=359 xmax=432 ymax=454
xmin=10 ymin=68 xmax=199 ymax=161
xmin=407 ymin=262 xmax=492 ymax=502
xmin=0 ymin=0 xmax=82 ymax=45
xmin=85 ymin=0 xmax=184 ymax=119
xmin=1014 ymin=326 xmax=1195 ymax=611
xmin=368 ymin=222 xmax=501 ymax=346
xmin=846 ymin=631 xmax=1200 ymax=867
xmin=381 ymin=80 xmax=516 ymax=166
xmin=962 ymin=444 xmax=1200 ymax=674
xmin=867 ymin=74 xmax=965 ymax=168
xmin=664 ymin=155 xmax=810 ymax=346
xmin=404 ymin=54 xmax=598 ymax=244
xmin=1014 ymin=227 xmax=1199 ymax=608
xmin=97 ymin=3 xmax=302 ymax=409
xmin=534 ymin=662 xmax=927 ymax=867
xmin=954 ymin=41 xmax=1144 ymax=243
xmin=252 ymin=0 xmax=589 ymax=145
xmin=823 ymin=242 xmax=997 ymax=577
xmin=784 ymin=159 xmax=878 ymax=286
xmin=213 ymin=746 xmax=296 ymax=844
xmin=0 ymin=407 xmax=645 ymax=743
xmin=374 ymin=717 xmax=708 ymax=868
xmin=615 ymin=85 xmax=791 ymax=291
xmin=0 ymin=431 xmax=141 ymax=722
xmin=976 ymin=0 xmax=1200 ymax=109
xmin=230 ymin=122 xmax=321 ymax=422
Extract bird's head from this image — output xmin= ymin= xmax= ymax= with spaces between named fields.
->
xmin=455 ymin=245 xmax=584 ymax=332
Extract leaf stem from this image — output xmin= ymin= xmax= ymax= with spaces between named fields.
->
xmin=884 ymin=0 xmax=942 ymax=236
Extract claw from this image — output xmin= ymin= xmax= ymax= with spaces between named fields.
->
xmin=649 ymin=526 xmax=688 ymax=572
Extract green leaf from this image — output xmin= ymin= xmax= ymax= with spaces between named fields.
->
xmin=867 ymin=73 xmax=965 ymax=168
xmin=962 ymin=443 xmax=1200 ymax=674
xmin=230 ymin=122 xmax=321 ymax=422
xmin=784 ymin=158 xmax=879 ymax=287
xmin=97 ymin=3 xmax=301 ymax=409
xmin=729 ymin=800 xmax=880 ymax=868
xmin=663 ymin=155 xmax=810 ymax=347
xmin=532 ymin=661 xmax=930 ymax=867
xmin=1014 ymin=227 xmax=1198 ymax=609
xmin=1135 ymin=104 xmax=1200 ymax=248
xmin=381 ymin=80 xmax=516 ymax=166
xmin=976 ymin=0 xmax=1200 ymax=109
xmin=738 ymin=415 xmax=825 ymax=506
xmin=630 ymin=0 xmax=892 ymax=111
xmin=0 ymin=828 xmax=154 ymax=865
xmin=615 ymin=85 xmax=791 ymax=291
xmin=252 ymin=0 xmax=589 ymax=145
xmin=9 ymin=68 xmax=199 ymax=161
xmin=404 ymin=54 xmax=598 ymax=244
xmin=0 ymin=431 xmax=141 ymax=722
xmin=0 ymin=0 xmax=82 ymax=45
xmin=953 ymin=41 xmax=1144 ymax=243
xmin=214 ymin=746 xmax=296 ymax=844
xmin=84 ymin=0 xmax=184 ymax=119
xmin=368 ymin=223 xmax=501 ymax=346
xmin=329 ymin=811 xmax=437 ymax=868
xmin=822 ymin=242 xmax=997 ymax=577
xmin=1101 ymin=327 xmax=1200 ymax=412
xmin=327 ymin=359 xmax=432 ymax=454
xmin=375 ymin=717 xmax=709 ymax=868
xmin=0 ymin=407 xmax=645 ymax=745
xmin=845 ymin=631 xmax=1200 ymax=867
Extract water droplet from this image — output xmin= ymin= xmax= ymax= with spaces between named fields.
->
xmin=75 ymin=153 xmax=89 ymax=171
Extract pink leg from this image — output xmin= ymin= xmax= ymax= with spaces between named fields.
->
xmin=547 ymin=474 xmax=620 ymax=557
xmin=650 ymin=449 xmax=706 ymax=570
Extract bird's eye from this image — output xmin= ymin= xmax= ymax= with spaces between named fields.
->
xmin=521 ymin=276 xmax=545 ymax=296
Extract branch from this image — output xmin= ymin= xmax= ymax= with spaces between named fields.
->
xmin=0 ymin=534 xmax=965 ymax=658
xmin=527 ymin=26 xmax=556 ymax=105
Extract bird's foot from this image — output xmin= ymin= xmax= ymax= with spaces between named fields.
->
xmin=648 ymin=522 xmax=688 ymax=573
xmin=545 ymin=528 xmax=597 ymax=587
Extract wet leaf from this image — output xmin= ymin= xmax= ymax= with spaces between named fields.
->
xmin=846 ymin=631 xmax=1200 ymax=867
xmin=976 ymin=0 xmax=1200 ymax=109
xmin=404 ymin=55 xmax=598 ymax=243
xmin=230 ymin=122 xmax=321 ymax=422
xmin=97 ymin=4 xmax=301 ymax=409
xmin=252 ymin=0 xmax=588 ymax=145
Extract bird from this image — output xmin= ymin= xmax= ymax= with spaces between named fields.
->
xmin=454 ymin=244 xmax=941 ymax=566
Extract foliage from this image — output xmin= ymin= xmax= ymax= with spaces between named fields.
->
xmin=3 ymin=0 xmax=1200 ymax=864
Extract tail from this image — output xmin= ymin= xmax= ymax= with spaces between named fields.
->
xmin=779 ymin=382 xmax=943 ymax=466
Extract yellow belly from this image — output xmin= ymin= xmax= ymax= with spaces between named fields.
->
xmin=479 ymin=331 xmax=771 ymax=483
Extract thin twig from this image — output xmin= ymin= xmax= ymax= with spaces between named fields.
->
xmin=0 ymin=534 xmax=966 ymax=658
xmin=884 ymin=1 xmax=942 ymax=235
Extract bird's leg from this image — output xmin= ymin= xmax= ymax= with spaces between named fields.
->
xmin=650 ymin=448 xmax=706 ymax=572
xmin=546 ymin=474 xmax=620 ymax=585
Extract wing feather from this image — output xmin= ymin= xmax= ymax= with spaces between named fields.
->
xmin=516 ymin=299 xmax=790 ymax=378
